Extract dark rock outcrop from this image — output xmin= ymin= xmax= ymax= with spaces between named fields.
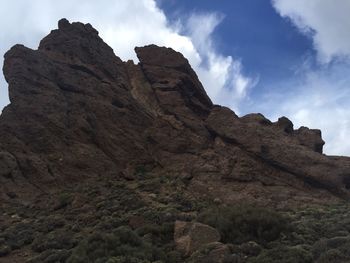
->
xmin=1 ymin=18 xmax=350 ymax=204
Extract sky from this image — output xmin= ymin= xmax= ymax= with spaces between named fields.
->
xmin=0 ymin=0 xmax=349 ymax=156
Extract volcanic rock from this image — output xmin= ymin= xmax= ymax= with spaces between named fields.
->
xmin=174 ymin=220 xmax=221 ymax=256
xmin=0 ymin=18 xmax=350 ymax=205
xmin=188 ymin=242 xmax=232 ymax=263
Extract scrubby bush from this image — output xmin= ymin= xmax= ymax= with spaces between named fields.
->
xmin=1 ymin=223 xmax=35 ymax=249
xmin=135 ymin=222 xmax=174 ymax=244
xmin=31 ymin=231 xmax=76 ymax=252
xmin=198 ymin=205 xmax=290 ymax=244
xmin=27 ymin=249 xmax=71 ymax=263
xmin=134 ymin=166 xmax=148 ymax=178
xmin=138 ymin=178 xmax=161 ymax=194
xmin=57 ymin=192 xmax=74 ymax=209
xmin=249 ymin=246 xmax=313 ymax=263
xmin=312 ymin=236 xmax=350 ymax=262
xmin=316 ymin=249 xmax=345 ymax=263
xmin=67 ymin=226 xmax=166 ymax=263
xmin=0 ymin=245 xmax=11 ymax=256
xmin=104 ymin=257 xmax=150 ymax=263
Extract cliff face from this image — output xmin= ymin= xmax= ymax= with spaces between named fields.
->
xmin=1 ymin=18 xmax=350 ymax=204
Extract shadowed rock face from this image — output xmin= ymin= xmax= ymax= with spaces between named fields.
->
xmin=1 ymin=18 xmax=350 ymax=203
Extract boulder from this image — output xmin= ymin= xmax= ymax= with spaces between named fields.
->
xmin=189 ymin=242 xmax=232 ymax=263
xmin=276 ymin=116 xmax=294 ymax=134
xmin=296 ymin=126 xmax=325 ymax=153
xmin=0 ymin=151 xmax=18 ymax=179
xmin=174 ymin=221 xmax=221 ymax=256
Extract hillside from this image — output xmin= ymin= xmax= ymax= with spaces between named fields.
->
xmin=1 ymin=19 xmax=350 ymax=263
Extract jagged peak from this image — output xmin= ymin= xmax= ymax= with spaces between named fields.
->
xmin=1 ymin=18 xmax=349 ymax=205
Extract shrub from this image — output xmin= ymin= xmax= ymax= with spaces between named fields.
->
xmin=104 ymin=257 xmax=151 ymax=263
xmin=135 ymin=222 xmax=174 ymax=245
xmin=67 ymin=226 xmax=166 ymax=263
xmin=0 ymin=245 xmax=11 ymax=256
xmin=198 ymin=205 xmax=290 ymax=244
xmin=134 ymin=166 xmax=147 ymax=178
xmin=312 ymin=236 xmax=350 ymax=262
xmin=57 ymin=192 xmax=73 ymax=209
xmin=249 ymin=246 xmax=313 ymax=263
xmin=138 ymin=178 xmax=161 ymax=194
xmin=26 ymin=249 xmax=71 ymax=263
xmin=316 ymin=249 xmax=345 ymax=263
xmin=31 ymin=230 xmax=76 ymax=252
xmin=1 ymin=223 xmax=35 ymax=249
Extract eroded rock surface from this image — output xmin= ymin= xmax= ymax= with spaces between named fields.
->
xmin=1 ymin=18 xmax=350 ymax=205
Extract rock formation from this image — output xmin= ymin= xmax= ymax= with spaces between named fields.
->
xmin=1 ymin=18 xmax=350 ymax=204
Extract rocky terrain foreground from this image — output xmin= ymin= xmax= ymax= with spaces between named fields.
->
xmin=1 ymin=19 xmax=350 ymax=263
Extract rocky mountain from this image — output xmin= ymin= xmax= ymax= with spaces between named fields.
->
xmin=1 ymin=18 xmax=350 ymax=203
xmin=1 ymin=19 xmax=350 ymax=262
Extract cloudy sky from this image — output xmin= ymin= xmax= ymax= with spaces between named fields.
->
xmin=0 ymin=0 xmax=349 ymax=156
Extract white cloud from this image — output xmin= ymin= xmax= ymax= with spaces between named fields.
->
xmin=270 ymin=64 xmax=350 ymax=156
xmin=0 ymin=0 xmax=253 ymax=113
xmin=268 ymin=0 xmax=350 ymax=156
xmin=183 ymin=13 xmax=255 ymax=112
xmin=272 ymin=0 xmax=350 ymax=63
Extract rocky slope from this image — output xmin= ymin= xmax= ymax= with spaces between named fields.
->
xmin=1 ymin=19 xmax=350 ymax=262
xmin=1 ymin=18 xmax=350 ymax=204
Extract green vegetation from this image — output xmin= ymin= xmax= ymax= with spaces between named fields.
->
xmin=67 ymin=226 xmax=166 ymax=263
xmin=3 ymin=172 xmax=350 ymax=263
xmin=246 ymin=202 xmax=350 ymax=262
xmin=134 ymin=165 xmax=148 ymax=178
xmin=248 ymin=245 xmax=313 ymax=263
xmin=57 ymin=192 xmax=74 ymax=209
xmin=198 ymin=205 xmax=291 ymax=244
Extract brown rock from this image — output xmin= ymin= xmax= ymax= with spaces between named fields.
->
xmin=296 ymin=126 xmax=325 ymax=153
xmin=206 ymin=105 xmax=350 ymax=198
xmin=0 ymin=18 xmax=349 ymax=207
xmin=128 ymin=215 xmax=146 ymax=230
xmin=276 ymin=116 xmax=294 ymax=134
xmin=1 ymin=19 xmax=154 ymax=198
xmin=0 ymin=151 xmax=19 ymax=179
xmin=189 ymin=242 xmax=232 ymax=263
xmin=174 ymin=220 xmax=221 ymax=256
